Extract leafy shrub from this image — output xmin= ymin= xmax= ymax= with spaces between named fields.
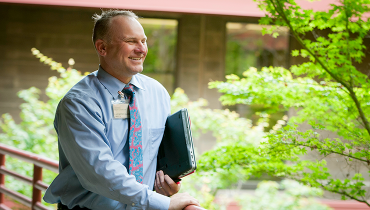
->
xmin=0 ymin=48 xmax=84 ymax=201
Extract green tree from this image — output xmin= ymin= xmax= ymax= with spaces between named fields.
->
xmin=172 ymin=89 xmax=329 ymax=209
xmin=171 ymin=88 xmax=267 ymax=209
xmin=202 ymin=0 xmax=370 ymax=206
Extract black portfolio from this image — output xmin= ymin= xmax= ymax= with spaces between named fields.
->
xmin=157 ymin=108 xmax=196 ymax=182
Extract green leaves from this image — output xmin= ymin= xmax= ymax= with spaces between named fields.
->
xmin=171 ymin=88 xmax=266 ymax=145
xmin=209 ymin=0 xmax=370 ymax=205
xmin=0 ymin=49 xmax=85 ymax=198
xmin=292 ymin=50 xmax=299 ymax=57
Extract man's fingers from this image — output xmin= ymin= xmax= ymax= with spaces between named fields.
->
xmin=169 ymin=193 xmax=200 ymax=210
xmin=155 ymin=172 xmax=164 ymax=192
xmin=156 ymin=171 xmax=171 ymax=196
xmin=158 ymin=171 xmax=171 ymax=196
xmin=156 ymin=171 xmax=181 ymax=197
xmin=164 ymin=175 xmax=180 ymax=193
xmin=155 ymin=171 xmax=160 ymax=188
xmin=164 ymin=174 xmax=175 ymax=185
xmin=159 ymin=170 xmax=165 ymax=184
xmin=154 ymin=182 xmax=159 ymax=191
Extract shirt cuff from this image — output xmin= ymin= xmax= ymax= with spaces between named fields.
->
xmin=148 ymin=191 xmax=170 ymax=210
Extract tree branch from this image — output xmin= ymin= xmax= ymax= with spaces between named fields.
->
xmin=289 ymin=177 xmax=370 ymax=207
xmin=268 ymin=0 xmax=370 ymax=137
xmin=282 ymin=141 xmax=369 ymax=163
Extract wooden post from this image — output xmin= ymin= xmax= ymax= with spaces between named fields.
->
xmin=31 ymin=165 xmax=43 ymax=210
xmin=0 ymin=154 xmax=5 ymax=205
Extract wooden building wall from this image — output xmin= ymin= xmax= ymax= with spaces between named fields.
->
xmin=0 ymin=4 xmax=101 ymax=120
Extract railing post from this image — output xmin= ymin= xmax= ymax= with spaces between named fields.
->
xmin=0 ymin=154 xmax=5 ymax=205
xmin=32 ymin=165 xmax=43 ymax=210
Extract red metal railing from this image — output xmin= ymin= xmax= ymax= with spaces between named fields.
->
xmin=0 ymin=143 xmax=58 ymax=210
xmin=0 ymin=143 xmax=205 ymax=210
xmin=3 ymin=142 xmax=366 ymax=210
xmin=184 ymin=205 xmax=206 ymax=210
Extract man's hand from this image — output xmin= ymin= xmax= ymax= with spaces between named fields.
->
xmin=155 ymin=170 xmax=180 ymax=196
xmin=169 ymin=193 xmax=200 ymax=210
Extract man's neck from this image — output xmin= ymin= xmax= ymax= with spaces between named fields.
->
xmin=100 ymin=64 xmax=132 ymax=84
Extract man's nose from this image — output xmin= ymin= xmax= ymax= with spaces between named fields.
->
xmin=135 ymin=42 xmax=147 ymax=54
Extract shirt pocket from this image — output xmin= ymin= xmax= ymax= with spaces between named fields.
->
xmin=149 ymin=128 xmax=165 ymax=161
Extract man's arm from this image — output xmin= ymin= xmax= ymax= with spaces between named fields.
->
xmin=56 ymin=95 xmax=169 ymax=209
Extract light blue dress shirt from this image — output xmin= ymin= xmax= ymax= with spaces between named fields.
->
xmin=44 ymin=66 xmax=171 ymax=210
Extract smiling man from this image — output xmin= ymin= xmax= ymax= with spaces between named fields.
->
xmin=43 ymin=10 xmax=199 ymax=210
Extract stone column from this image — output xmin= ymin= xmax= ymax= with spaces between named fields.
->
xmin=176 ymin=14 xmax=226 ymax=109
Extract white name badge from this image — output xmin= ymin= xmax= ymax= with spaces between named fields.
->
xmin=112 ymin=99 xmax=130 ymax=119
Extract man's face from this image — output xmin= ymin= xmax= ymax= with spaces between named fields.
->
xmin=104 ymin=16 xmax=148 ymax=78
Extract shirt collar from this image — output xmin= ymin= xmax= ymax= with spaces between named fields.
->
xmin=129 ymin=73 xmax=145 ymax=91
xmin=97 ymin=66 xmax=145 ymax=99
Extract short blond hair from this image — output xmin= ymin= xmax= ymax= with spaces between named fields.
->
xmin=92 ymin=10 xmax=138 ymax=45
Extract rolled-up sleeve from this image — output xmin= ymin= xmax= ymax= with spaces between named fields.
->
xmin=56 ymin=94 xmax=170 ymax=210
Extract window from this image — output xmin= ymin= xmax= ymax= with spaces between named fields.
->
xmin=226 ymin=23 xmax=289 ymax=76
xmin=225 ymin=23 xmax=289 ymax=130
xmin=139 ymin=18 xmax=178 ymax=94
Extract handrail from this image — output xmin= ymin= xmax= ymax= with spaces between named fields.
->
xmin=0 ymin=143 xmax=206 ymax=210
xmin=0 ymin=143 xmax=58 ymax=210
xmin=184 ymin=205 xmax=206 ymax=210
xmin=0 ymin=143 xmax=58 ymax=173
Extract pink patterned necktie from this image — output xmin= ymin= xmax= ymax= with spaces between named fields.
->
xmin=122 ymin=84 xmax=143 ymax=183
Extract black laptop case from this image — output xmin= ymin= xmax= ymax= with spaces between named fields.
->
xmin=157 ymin=108 xmax=196 ymax=182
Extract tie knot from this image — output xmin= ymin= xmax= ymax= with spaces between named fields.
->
xmin=122 ymin=84 xmax=135 ymax=103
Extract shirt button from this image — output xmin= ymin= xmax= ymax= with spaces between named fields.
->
xmin=132 ymin=203 xmax=135 ymax=206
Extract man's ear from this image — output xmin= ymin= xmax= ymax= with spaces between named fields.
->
xmin=95 ymin=39 xmax=107 ymax=56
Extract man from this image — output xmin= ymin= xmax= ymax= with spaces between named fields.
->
xmin=44 ymin=10 xmax=199 ymax=210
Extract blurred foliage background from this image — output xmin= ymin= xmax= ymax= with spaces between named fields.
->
xmin=5 ymin=1 xmax=368 ymax=207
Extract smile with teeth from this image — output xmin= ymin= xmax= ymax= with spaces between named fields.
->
xmin=129 ymin=57 xmax=143 ymax=60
